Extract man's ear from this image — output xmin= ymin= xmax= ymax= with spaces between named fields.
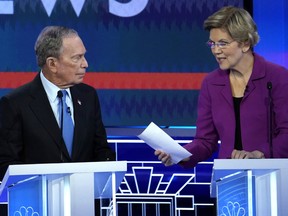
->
xmin=46 ymin=57 xmax=58 ymax=72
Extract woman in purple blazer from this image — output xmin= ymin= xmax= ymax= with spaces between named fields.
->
xmin=156 ymin=6 xmax=288 ymax=168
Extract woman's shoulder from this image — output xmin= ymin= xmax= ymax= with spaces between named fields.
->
xmin=204 ymin=68 xmax=228 ymax=83
xmin=254 ymin=53 xmax=288 ymax=73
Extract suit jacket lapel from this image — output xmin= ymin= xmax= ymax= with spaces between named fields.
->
xmin=28 ymin=74 xmax=71 ymax=159
xmin=211 ymin=70 xmax=234 ymax=108
xmin=70 ymin=86 xmax=86 ymax=159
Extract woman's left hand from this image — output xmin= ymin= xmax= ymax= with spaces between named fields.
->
xmin=231 ymin=149 xmax=265 ymax=159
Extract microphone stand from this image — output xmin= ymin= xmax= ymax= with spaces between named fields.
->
xmin=267 ymin=82 xmax=273 ymax=158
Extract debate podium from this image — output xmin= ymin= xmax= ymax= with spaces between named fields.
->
xmin=211 ymin=159 xmax=288 ymax=216
xmin=0 ymin=161 xmax=127 ymax=216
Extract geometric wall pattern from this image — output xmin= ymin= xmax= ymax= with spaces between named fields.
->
xmin=108 ymin=137 xmax=217 ymax=216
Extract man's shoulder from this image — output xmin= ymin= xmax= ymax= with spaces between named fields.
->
xmin=4 ymin=80 xmax=35 ymax=100
xmin=3 ymin=73 xmax=40 ymax=99
xmin=71 ymin=83 xmax=99 ymax=99
xmin=73 ymin=83 xmax=95 ymax=92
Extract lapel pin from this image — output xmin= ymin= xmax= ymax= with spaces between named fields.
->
xmin=77 ymin=99 xmax=82 ymax=105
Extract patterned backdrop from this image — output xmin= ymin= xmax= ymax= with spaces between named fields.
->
xmin=0 ymin=0 xmax=244 ymax=126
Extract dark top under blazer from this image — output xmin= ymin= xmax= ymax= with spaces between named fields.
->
xmin=0 ymin=73 xmax=115 ymax=179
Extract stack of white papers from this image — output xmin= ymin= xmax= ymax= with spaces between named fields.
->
xmin=138 ymin=122 xmax=192 ymax=164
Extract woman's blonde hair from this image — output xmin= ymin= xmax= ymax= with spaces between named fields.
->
xmin=204 ymin=6 xmax=260 ymax=47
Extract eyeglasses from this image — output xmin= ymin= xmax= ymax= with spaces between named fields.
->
xmin=206 ymin=40 xmax=235 ymax=49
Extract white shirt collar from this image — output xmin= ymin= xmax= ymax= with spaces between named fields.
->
xmin=40 ymin=71 xmax=72 ymax=103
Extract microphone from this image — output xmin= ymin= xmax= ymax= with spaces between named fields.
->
xmin=67 ymin=107 xmax=71 ymax=115
xmin=267 ymin=82 xmax=272 ymax=90
xmin=267 ymin=81 xmax=273 ymax=158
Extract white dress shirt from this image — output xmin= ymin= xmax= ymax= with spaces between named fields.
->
xmin=40 ymin=72 xmax=75 ymax=126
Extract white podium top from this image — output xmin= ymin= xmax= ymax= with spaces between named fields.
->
xmin=213 ymin=158 xmax=288 ymax=170
xmin=211 ymin=158 xmax=288 ymax=187
xmin=0 ymin=161 xmax=127 ymax=202
xmin=211 ymin=159 xmax=288 ymax=194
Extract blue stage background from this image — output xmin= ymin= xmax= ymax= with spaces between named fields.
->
xmin=0 ymin=0 xmax=287 ymax=215
xmin=0 ymin=0 xmax=244 ymax=127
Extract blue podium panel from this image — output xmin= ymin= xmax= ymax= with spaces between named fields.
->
xmin=8 ymin=176 xmax=47 ymax=216
xmin=216 ymin=171 xmax=255 ymax=216
xmin=211 ymin=159 xmax=288 ymax=216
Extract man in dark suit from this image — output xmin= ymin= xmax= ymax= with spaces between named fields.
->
xmin=0 ymin=26 xmax=115 ymax=180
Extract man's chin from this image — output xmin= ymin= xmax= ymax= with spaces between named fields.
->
xmin=72 ymin=79 xmax=84 ymax=86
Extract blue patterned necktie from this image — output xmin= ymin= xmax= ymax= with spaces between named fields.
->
xmin=58 ymin=90 xmax=74 ymax=156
